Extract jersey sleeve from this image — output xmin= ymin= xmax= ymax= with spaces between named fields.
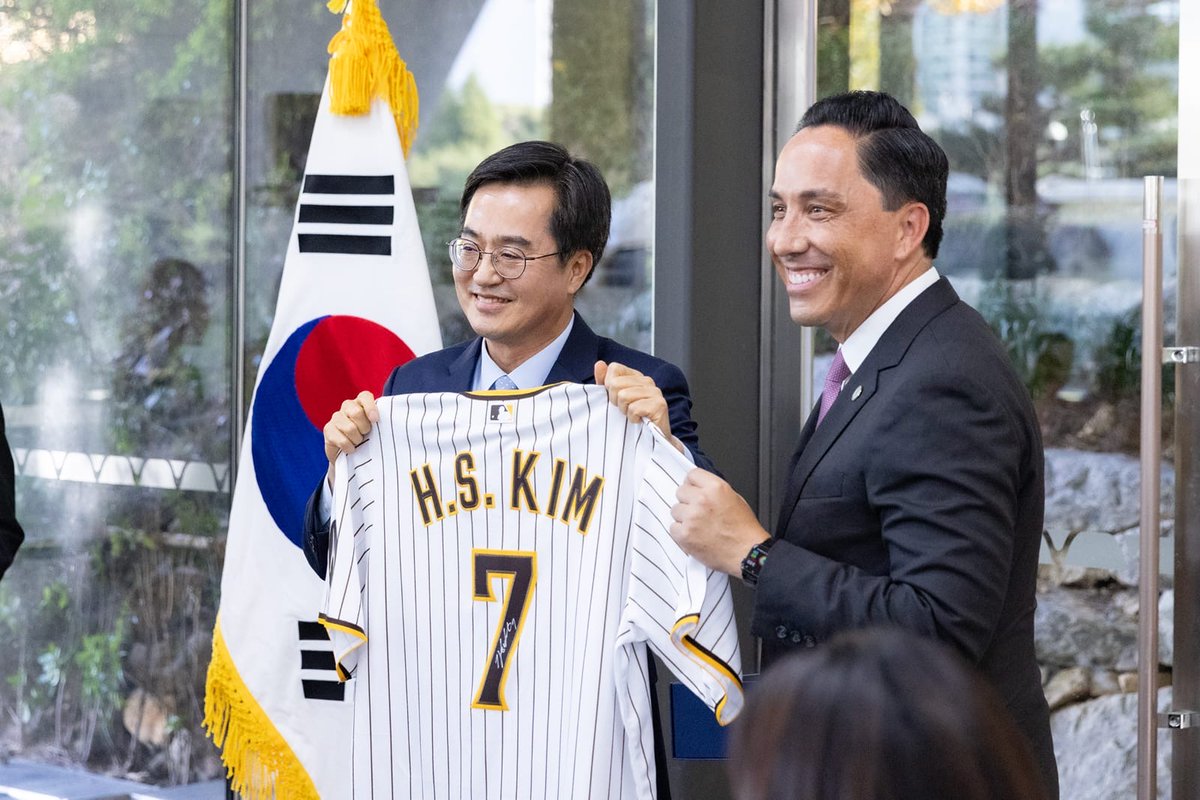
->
xmin=318 ymin=447 xmax=369 ymax=681
xmin=621 ymin=425 xmax=744 ymax=725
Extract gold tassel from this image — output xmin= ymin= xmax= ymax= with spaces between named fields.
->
xmin=203 ymin=618 xmax=320 ymax=800
xmin=326 ymin=0 xmax=420 ymax=156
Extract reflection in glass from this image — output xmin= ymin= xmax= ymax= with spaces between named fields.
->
xmin=820 ymin=3 xmax=1180 ymax=795
xmin=819 ymin=0 xmax=1179 ymax=453
xmin=0 ymin=0 xmax=233 ymax=786
xmin=403 ymin=0 xmax=657 ymax=349
xmin=0 ymin=0 xmax=660 ymax=789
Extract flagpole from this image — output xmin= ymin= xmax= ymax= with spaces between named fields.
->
xmin=227 ymin=1 xmax=247 ymax=795
xmin=230 ymin=0 xmax=249 ymax=486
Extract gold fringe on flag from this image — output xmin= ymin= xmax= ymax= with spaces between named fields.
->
xmin=326 ymin=0 xmax=420 ymax=156
xmin=203 ymin=617 xmax=320 ymax=800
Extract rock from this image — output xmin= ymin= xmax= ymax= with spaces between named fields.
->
xmin=1035 ymin=586 xmax=1138 ymax=671
xmin=122 ymin=688 xmax=173 ymax=748
xmin=1113 ymin=528 xmax=1176 ymax=589
xmin=1043 ymin=449 xmax=1174 ymax=588
xmin=1076 ymin=403 xmax=1116 ymax=442
xmin=1041 ymin=563 xmax=1113 ymax=589
xmin=1044 ymin=667 xmax=1090 ymax=711
xmin=1112 ymin=591 xmax=1139 ymax=618
xmin=1044 ymin=449 xmax=1173 ymax=537
xmin=1089 ymin=670 xmax=1121 ymax=697
xmin=1116 ymin=671 xmax=1171 ymax=694
xmin=1051 ymin=687 xmax=1172 ymax=799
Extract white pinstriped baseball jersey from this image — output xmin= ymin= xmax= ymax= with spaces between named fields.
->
xmin=320 ymin=383 xmax=743 ymax=800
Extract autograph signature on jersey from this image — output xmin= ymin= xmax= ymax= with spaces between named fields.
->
xmin=494 ymin=619 xmax=519 ymax=669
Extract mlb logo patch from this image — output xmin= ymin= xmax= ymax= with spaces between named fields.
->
xmin=488 ymin=403 xmax=514 ymax=423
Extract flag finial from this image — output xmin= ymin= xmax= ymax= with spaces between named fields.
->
xmin=327 ymin=0 xmax=419 ymax=156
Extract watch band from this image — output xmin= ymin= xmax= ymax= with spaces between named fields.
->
xmin=741 ymin=539 xmax=776 ymax=586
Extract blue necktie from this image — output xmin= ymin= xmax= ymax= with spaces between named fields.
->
xmin=490 ymin=374 xmax=517 ymax=391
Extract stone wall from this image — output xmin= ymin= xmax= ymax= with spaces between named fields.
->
xmin=1040 ymin=448 xmax=1177 ymax=799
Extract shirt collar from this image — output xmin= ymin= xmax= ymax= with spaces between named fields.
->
xmin=839 ymin=267 xmax=940 ymax=374
xmin=474 ymin=315 xmax=576 ymax=391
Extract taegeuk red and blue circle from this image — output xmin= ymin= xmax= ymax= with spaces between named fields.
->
xmin=252 ymin=315 xmax=415 ymax=548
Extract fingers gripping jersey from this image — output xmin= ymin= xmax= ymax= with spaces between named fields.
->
xmin=319 ymin=383 xmax=743 ymax=800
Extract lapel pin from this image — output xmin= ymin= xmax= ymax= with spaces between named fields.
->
xmin=851 ymin=385 xmax=862 ymax=401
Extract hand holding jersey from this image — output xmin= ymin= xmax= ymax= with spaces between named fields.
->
xmin=672 ymin=469 xmax=768 ymax=577
xmin=595 ymin=360 xmax=687 ymax=456
xmin=322 ymin=390 xmax=380 ymax=487
xmin=592 ymin=363 xmax=769 ymax=577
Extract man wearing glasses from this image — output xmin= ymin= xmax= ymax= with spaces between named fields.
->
xmin=302 ymin=140 xmax=711 ymax=799
xmin=304 ymin=138 xmax=712 ymax=568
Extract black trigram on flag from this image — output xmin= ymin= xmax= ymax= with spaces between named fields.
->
xmin=297 ymin=174 xmax=395 ymax=256
xmin=298 ymin=620 xmax=346 ymax=702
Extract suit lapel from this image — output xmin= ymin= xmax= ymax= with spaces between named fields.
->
xmin=774 ymin=370 xmax=880 ymax=536
xmin=774 ymin=278 xmax=961 ymax=536
xmin=774 ymin=406 xmax=819 ymax=537
xmin=447 ymin=338 xmax=483 ymax=392
xmin=544 ymin=312 xmax=600 ymax=385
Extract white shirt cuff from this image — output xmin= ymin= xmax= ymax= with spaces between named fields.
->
xmin=319 ymin=478 xmax=333 ymax=527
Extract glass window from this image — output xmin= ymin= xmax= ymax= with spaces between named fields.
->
xmin=0 ymin=0 xmax=234 ymax=785
xmin=247 ymin=0 xmax=657 ymax=373
xmin=818 ymin=2 xmax=1179 ymax=795
xmin=1 ymin=0 xmax=657 ymax=788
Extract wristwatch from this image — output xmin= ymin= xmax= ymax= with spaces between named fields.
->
xmin=740 ymin=539 xmax=776 ymax=587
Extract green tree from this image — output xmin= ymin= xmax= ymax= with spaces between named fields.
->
xmin=0 ymin=0 xmax=235 ymax=784
xmin=549 ymin=0 xmax=652 ymax=195
xmin=1039 ymin=0 xmax=1178 ymax=178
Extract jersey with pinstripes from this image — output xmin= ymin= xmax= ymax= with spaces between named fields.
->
xmin=319 ymin=383 xmax=743 ymax=800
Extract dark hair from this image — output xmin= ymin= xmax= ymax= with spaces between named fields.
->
xmin=727 ymin=627 xmax=1049 ymax=800
xmin=460 ymin=140 xmax=611 ymax=286
xmin=798 ymin=91 xmax=948 ymax=259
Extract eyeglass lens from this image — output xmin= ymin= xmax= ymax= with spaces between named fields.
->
xmin=449 ymin=239 xmax=527 ymax=278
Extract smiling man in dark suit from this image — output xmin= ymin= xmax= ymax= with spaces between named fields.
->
xmin=650 ymin=91 xmax=1058 ymax=798
xmin=302 ymin=140 xmax=709 ymax=800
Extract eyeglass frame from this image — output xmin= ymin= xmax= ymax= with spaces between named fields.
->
xmin=446 ymin=236 xmax=563 ymax=280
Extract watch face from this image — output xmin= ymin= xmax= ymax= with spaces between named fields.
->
xmin=741 ymin=540 xmax=774 ymax=586
xmin=741 ymin=545 xmax=763 ymax=585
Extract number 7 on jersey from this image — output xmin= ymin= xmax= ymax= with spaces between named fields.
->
xmin=471 ymin=549 xmax=537 ymax=711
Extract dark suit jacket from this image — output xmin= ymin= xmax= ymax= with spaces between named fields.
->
xmin=753 ymin=278 xmax=1058 ymax=799
xmin=0 ymin=404 xmax=24 ymax=581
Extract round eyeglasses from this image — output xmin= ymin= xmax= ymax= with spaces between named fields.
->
xmin=447 ymin=237 xmax=562 ymax=280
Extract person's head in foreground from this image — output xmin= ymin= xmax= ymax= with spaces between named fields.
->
xmin=727 ymin=626 xmax=1050 ymax=800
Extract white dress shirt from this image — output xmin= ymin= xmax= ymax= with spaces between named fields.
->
xmin=476 ymin=315 xmax=574 ymax=391
xmin=836 ymin=267 xmax=941 ymax=379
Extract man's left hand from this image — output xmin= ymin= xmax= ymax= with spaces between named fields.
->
xmin=596 ymin=360 xmax=681 ymax=452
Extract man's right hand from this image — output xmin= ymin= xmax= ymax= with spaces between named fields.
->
xmin=323 ymin=391 xmax=380 ymax=485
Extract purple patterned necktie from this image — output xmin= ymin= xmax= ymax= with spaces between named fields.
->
xmin=816 ymin=350 xmax=851 ymax=426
